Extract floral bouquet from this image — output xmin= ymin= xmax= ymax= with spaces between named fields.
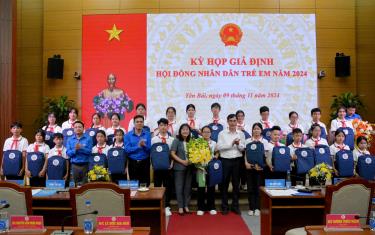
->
xmin=187 ymin=138 xmax=212 ymax=187
xmin=352 ymin=118 xmax=373 ymax=144
xmin=87 ymin=165 xmax=111 ymax=182
xmin=93 ymin=92 xmax=134 ymax=119
xmin=309 ymin=163 xmax=333 ymax=186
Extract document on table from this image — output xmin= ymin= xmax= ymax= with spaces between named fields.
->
xmin=265 ymin=189 xmax=298 ymax=196
xmin=130 ymin=190 xmax=137 ymax=197
xmin=32 ymin=189 xmax=58 ymax=197
xmin=32 ymin=189 xmax=41 ymax=196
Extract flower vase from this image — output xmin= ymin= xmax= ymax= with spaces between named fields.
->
xmin=320 ymin=182 xmax=326 ymax=194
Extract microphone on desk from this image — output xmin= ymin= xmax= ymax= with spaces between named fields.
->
xmin=0 ymin=203 xmax=10 ymax=210
xmin=51 ymin=210 xmax=98 ymax=235
xmin=354 ymin=215 xmax=368 ymax=219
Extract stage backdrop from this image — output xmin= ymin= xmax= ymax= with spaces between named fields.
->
xmin=82 ymin=14 xmax=317 ymax=131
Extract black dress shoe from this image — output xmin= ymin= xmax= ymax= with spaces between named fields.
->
xmin=221 ymin=210 xmax=229 ymax=215
xmin=231 ymin=207 xmax=241 ymax=215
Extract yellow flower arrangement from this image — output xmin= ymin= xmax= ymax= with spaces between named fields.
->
xmin=187 ymin=138 xmax=212 ymax=187
xmin=187 ymin=138 xmax=212 ymax=166
xmin=87 ymin=165 xmax=110 ymax=182
xmin=309 ymin=163 xmax=333 ymax=185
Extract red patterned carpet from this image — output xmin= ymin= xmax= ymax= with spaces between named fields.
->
xmin=167 ymin=212 xmax=252 ymax=235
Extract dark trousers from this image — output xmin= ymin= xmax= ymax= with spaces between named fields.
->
xmin=128 ymin=158 xmax=150 ymax=186
xmin=174 ymin=168 xmax=193 ymax=209
xmin=240 ymin=154 xmax=247 ymax=186
xmin=30 ymin=176 xmax=46 ymax=187
xmin=291 ymin=165 xmax=306 ymax=186
xmin=71 ymin=163 xmax=88 ymax=185
xmin=197 ymin=186 xmax=215 ymax=211
xmin=111 ymin=174 xmax=127 ymax=184
xmin=154 ymin=169 xmax=173 ymax=207
xmin=220 ymin=157 xmax=241 ymax=211
xmin=5 ymin=175 xmax=24 ymax=180
xmin=246 ymin=169 xmax=263 ymax=210
xmin=269 ymin=171 xmax=287 ymax=180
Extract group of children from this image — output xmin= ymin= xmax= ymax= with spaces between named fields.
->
xmin=1 ymin=102 xmax=373 ymax=217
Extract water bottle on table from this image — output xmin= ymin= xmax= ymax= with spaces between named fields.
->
xmin=0 ymin=212 xmax=8 ymax=232
xmin=286 ymin=170 xmax=291 ymax=189
xmin=370 ymin=211 xmax=375 ymax=231
xmin=0 ymin=201 xmax=9 ymax=232
xmin=83 ymin=200 xmax=94 ymax=234
xmin=69 ymin=168 xmax=75 ymax=188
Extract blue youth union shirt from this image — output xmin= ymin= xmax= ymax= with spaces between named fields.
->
xmin=124 ymin=129 xmax=151 ymax=161
xmin=66 ymin=134 xmax=93 ymax=164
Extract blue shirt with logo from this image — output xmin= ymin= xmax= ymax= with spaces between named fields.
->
xmin=66 ymin=134 xmax=93 ymax=164
xmin=124 ymin=129 xmax=151 ymax=161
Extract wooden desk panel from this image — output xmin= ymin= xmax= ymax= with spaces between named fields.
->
xmin=306 ymin=226 xmax=375 ymax=235
xmin=260 ymin=187 xmax=325 ymax=235
xmin=31 ymin=188 xmax=165 ymax=235
xmin=4 ymin=227 xmax=150 ymax=235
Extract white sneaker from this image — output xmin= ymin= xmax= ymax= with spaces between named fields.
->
xmin=165 ymin=207 xmax=172 ymax=217
xmin=248 ymin=210 xmax=254 ymax=216
xmin=209 ymin=210 xmax=217 ymax=215
xmin=243 ymin=184 xmax=248 ymax=191
xmin=197 ymin=210 xmax=204 ymax=216
xmin=254 ymin=209 xmax=260 ymax=216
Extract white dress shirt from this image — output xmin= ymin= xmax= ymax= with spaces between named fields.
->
xmin=3 ymin=136 xmax=29 ymax=152
xmin=305 ymin=137 xmax=329 ymax=148
xmin=48 ymin=146 xmax=68 ymax=159
xmin=62 ymin=119 xmax=78 ymax=131
xmin=330 ymin=118 xmax=354 ymax=132
xmin=217 ymin=130 xmax=245 ymax=159
xmin=151 ymin=134 xmax=175 ymax=149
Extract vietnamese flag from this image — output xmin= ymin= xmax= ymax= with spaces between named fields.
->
xmin=82 ymin=14 xmax=146 ymax=130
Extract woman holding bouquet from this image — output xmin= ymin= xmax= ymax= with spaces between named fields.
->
xmin=171 ymin=124 xmax=193 ymax=215
xmin=197 ymin=126 xmax=219 ymax=216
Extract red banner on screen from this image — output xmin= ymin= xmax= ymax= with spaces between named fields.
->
xmin=82 ymin=14 xmax=146 ymax=129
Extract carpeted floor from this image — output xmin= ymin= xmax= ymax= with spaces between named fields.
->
xmin=167 ymin=212 xmax=252 ymax=235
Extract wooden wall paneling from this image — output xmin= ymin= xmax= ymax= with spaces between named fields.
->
xmin=159 ymin=0 xmax=199 ymax=9
xmin=120 ymin=0 xmax=159 ymax=9
xmin=239 ymin=0 xmax=279 ymax=9
xmin=239 ymin=8 xmax=279 ymax=13
xmin=0 ymin=0 xmax=17 ymax=165
xmin=16 ymin=0 xmax=43 ymax=139
xmin=356 ymin=0 xmax=375 ymax=122
xmin=280 ymin=0 xmax=315 ymax=9
xmin=316 ymin=0 xmax=355 ymax=9
xmin=200 ymin=0 xmax=239 ymax=9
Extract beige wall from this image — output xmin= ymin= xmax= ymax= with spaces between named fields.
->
xmin=16 ymin=0 xmax=374 ymax=138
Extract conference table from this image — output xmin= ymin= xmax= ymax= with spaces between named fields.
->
xmin=260 ymin=187 xmax=326 ymax=235
xmin=305 ymin=226 xmax=375 ymax=235
xmin=4 ymin=226 xmax=150 ymax=235
xmin=31 ymin=187 xmax=165 ymax=235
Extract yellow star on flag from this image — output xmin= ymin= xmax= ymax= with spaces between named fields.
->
xmin=105 ymin=24 xmax=123 ymax=41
